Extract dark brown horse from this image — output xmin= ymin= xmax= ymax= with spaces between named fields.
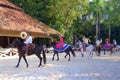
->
xmin=51 ymin=42 xmax=76 ymax=61
xmin=94 ymin=43 xmax=102 ymax=56
xmin=12 ymin=38 xmax=46 ymax=68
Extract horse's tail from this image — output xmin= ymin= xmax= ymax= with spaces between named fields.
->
xmin=70 ymin=46 xmax=76 ymax=57
xmin=42 ymin=49 xmax=46 ymax=64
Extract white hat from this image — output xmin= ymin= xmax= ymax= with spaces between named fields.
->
xmin=20 ymin=31 xmax=27 ymax=39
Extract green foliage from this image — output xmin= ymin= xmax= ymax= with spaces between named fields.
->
xmin=9 ymin=0 xmax=120 ymax=44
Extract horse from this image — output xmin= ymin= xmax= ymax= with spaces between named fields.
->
xmin=51 ymin=42 xmax=76 ymax=61
xmin=76 ymin=41 xmax=95 ymax=58
xmin=74 ymin=40 xmax=84 ymax=57
xmin=12 ymin=38 xmax=46 ymax=68
xmin=102 ymin=43 xmax=116 ymax=55
xmin=114 ymin=45 xmax=120 ymax=54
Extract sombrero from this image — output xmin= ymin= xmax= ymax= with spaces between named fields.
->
xmin=20 ymin=31 xmax=27 ymax=39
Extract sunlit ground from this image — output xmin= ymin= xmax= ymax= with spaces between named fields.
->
xmin=0 ymin=51 xmax=120 ymax=80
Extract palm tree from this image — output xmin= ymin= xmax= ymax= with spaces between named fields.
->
xmin=88 ymin=0 xmax=106 ymax=40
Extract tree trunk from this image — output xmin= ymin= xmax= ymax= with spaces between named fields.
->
xmin=96 ymin=12 xmax=99 ymax=40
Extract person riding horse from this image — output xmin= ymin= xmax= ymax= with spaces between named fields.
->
xmin=104 ymin=39 xmax=111 ymax=49
xmin=51 ymin=35 xmax=76 ymax=61
xmin=20 ymin=31 xmax=35 ymax=56
xmin=95 ymin=39 xmax=102 ymax=56
xmin=55 ymin=35 xmax=65 ymax=49
xmin=113 ymin=39 xmax=117 ymax=47
xmin=82 ymin=36 xmax=89 ymax=51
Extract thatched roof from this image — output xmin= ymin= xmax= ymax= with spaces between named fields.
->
xmin=0 ymin=0 xmax=61 ymax=38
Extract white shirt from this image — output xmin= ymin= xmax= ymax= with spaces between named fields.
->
xmin=24 ymin=36 xmax=32 ymax=45
xmin=113 ymin=41 xmax=117 ymax=45
xmin=96 ymin=40 xmax=100 ymax=46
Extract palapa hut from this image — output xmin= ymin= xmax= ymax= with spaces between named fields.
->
xmin=0 ymin=0 xmax=61 ymax=47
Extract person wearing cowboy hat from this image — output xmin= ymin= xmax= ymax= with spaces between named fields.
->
xmin=24 ymin=32 xmax=33 ymax=56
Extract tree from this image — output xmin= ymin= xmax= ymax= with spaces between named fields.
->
xmin=88 ymin=0 xmax=107 ymax=40
xmin=9 ymin=0 xmax=120 ymax=43
xmin=48 ymin=0 xmax=88 ymax=43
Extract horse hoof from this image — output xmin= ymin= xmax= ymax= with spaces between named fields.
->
xmin=65 ymin=56 xmax=66 ymax=58
xmin=52 ymin=58 xmax=54 ymax=61
xmin=56 ymin=58 xmax=59 ymax=61
xmin=26 ymin=65 xmax=29 ymax=68
xmin=15 ymin=66 xmax=18 ymax=68
xmin=15 ymin=65 xmax=19 ymax=68
xmin=38 ymin=65 xmax=41 ymax=67
xmin=82 ymin=54 xmax=84 ymax=57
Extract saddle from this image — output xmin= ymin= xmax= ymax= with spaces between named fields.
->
xmin=54 ymin=44 xmax=70 ymax=52
xmin=28 ymin=43 xmax=35 ymax=50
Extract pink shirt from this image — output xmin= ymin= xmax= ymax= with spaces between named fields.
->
xmin=56 ymin=37 xmax=65 ymax=48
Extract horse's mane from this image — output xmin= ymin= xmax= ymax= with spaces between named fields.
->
xmin=14 ymin=38 xmax=24 ymax=48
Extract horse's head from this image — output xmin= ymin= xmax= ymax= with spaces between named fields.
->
xmin=49 ymin=41 xmax=56 ymax=47
xmin=12 ymin=38 xmax=24 ymax=48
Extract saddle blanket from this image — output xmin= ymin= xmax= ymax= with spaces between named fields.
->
xmin=54 ymin=44 xmax=70 ymax=52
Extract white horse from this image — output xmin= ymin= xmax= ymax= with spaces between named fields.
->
xmin=77 ymin=40 xmax=94 ymax=58
xmin=111 ymin=45 xmax=120 ymax=54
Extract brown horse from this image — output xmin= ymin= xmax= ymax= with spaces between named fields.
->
xmin=12 ymin=38 xmax=46 ymax=68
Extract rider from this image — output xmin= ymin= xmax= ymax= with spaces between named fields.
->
xmin=24 ymin=32 xmax=33 ymax=56
xmin=113 ymin=39 xmax=117 ymax=47
xmin=82 ymin=36 xmax=89 ymax=51
xmin=96 ymin=39 xmax=102 ymax=46
xmin=104 ymin=39 xmax=111 ymax=48
xmin=56 ymin=35 xmax=65 ymax=49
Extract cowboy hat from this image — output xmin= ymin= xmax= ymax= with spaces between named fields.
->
xmin=20 ymin=31 xmax=27 ymax=39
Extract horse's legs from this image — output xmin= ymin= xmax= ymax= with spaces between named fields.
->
xmin=52 ymin=51 xmax=56 ymax=61
xmin=36 ymin=54 xmax=42 ymax=67
xmin=81 ymin=53 xmax=84 ymax=57
xmin=64 ymin=51 xmax=70 ymax=61
xmin=88 ymin=51 xmax=92 ymax=58
xmin=104 ymin=48 xmax=106 ymax=55
xmin=52 ymin=53 xmax=55 ymax=61
xmin=56 ymin=53 xmax=59 ymax=61
xmin=16 ymin=56 xmax=21 ymax=68
xmin=97 ymin=46 xmax=101 ymax=56
xmin=52 ymin=51 xmax=59 ymax=61
xmin=68 ymin=52 xmax=70 ymax=61
xmin=22 ymin=56 xmax=29 ymax=68
xmin=110 ymin=51 xmax=112 ymax=55
xmin=64 ymin=53 xmax=68 ymax=58
xmin=110 ymin=47 xmax=114 ymax=55
xmin=80 ymin=48 xmax=84 ymax=57
xmin=66 ymin=51 xmax=70 ymax=61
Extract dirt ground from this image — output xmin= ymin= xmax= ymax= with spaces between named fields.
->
xmin=0 ymin=51 xmax=120 ymax=80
